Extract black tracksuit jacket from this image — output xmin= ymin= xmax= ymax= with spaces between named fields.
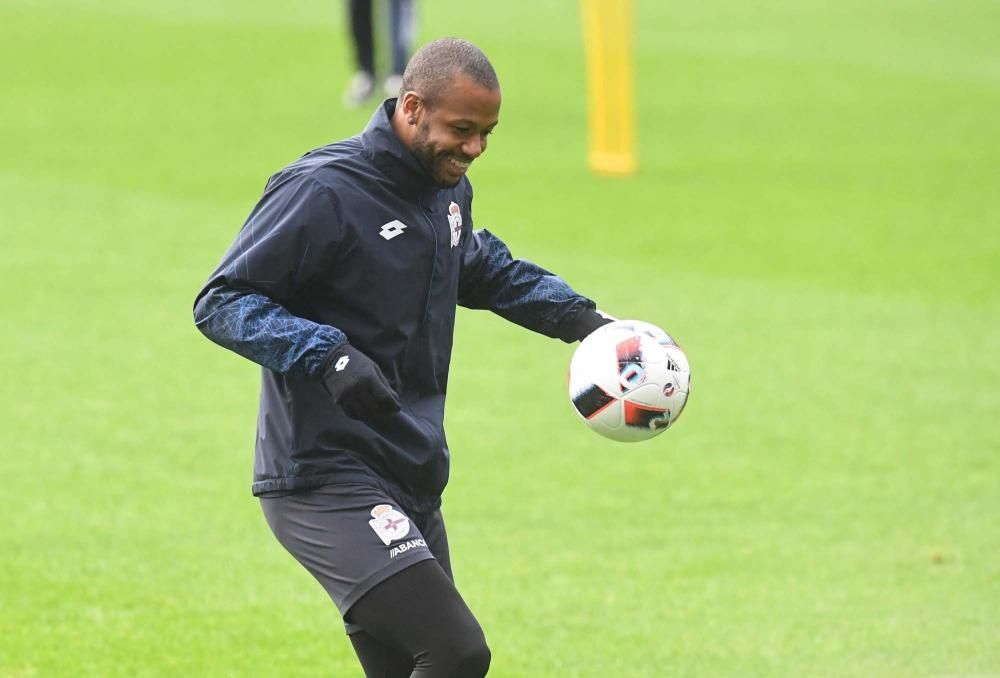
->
xmin=194 ymin=100 xmax=596 ymax=511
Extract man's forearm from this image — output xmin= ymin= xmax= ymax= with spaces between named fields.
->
xmin=193 ymin=285 xmax=346 ymax=377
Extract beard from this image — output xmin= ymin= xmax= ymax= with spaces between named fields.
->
xmin=411 ymin=123 xmax=464 ymax=188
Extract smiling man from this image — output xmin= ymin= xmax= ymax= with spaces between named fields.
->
xmin=393 ymin=44 xmax=500 ymax=187
xmin=194 ymin=38 xmax=611 ymax=677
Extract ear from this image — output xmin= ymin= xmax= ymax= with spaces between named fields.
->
xmin=399 ymin=91 xmax=422 ymax=122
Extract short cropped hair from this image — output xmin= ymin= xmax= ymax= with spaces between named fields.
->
xmin=400 ymin=38 xmax=500 ymax=108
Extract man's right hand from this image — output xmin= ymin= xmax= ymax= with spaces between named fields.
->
xmin=321 ymin=344 xmax=402 ymax=420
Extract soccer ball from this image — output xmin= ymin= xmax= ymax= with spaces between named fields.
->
xmin=569 ymin=320 xmax=691 ymax=442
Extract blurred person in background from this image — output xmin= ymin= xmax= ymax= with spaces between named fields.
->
xmin=195 ymin=37 xmax=611 ymax=677
xmin=344 ymin=0 xmax=417 ymax=107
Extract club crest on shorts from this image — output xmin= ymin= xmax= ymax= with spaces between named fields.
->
xmin=368 ymin=504 xmax=411 ymax=545
xmin=447 ymin=202 xmax=463 ymax=248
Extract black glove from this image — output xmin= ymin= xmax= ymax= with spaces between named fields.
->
xmin=558 ymin=308 xmax=615 ymax=343
xmin=321 ymin=344 xmax=402 ymax=420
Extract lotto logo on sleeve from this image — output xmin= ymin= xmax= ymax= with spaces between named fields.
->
xmin=368 ymin=504 xmax=411 ymax=545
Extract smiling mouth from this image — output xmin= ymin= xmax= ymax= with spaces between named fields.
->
xmin=447 ymin=156 xmax=471 ymax=172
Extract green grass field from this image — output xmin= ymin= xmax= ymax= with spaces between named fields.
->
xmin=2 ymin=0 xmax=998 ymax=675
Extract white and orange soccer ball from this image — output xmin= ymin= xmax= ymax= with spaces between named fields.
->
xmin=569 ymin=320 xmax=691 ymax=442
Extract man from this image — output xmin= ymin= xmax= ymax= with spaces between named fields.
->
xmin=194 ymin=38 xmax=610 ymax=677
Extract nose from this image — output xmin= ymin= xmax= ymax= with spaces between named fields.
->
xmin=462 ymin=135 xmax=486 ymax=159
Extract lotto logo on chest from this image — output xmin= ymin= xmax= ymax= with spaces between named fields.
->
xmin=447 ymin=202 xmax=462 ymax=248
xmin=379 ymin=220 xmax=407 ymax=241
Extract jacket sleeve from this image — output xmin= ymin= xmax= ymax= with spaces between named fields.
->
xmin=192 ymin=174 xmax=347 ymax=378
xmin=457 ymin=227 xmax=598 ymax=342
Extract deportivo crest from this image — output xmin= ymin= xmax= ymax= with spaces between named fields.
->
xmin=447 ymin=202 xmax=463 ymax=248
xmin=368 ymin=504 xmax=411 ymax=545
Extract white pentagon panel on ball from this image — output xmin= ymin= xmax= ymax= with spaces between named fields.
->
xmin=622 ymin=318 xmax=679 ymax=347
xmin=568 ymin=319 xmax=691 ymax=443
xmin=623 ymin=381 xmax=664 ymax=408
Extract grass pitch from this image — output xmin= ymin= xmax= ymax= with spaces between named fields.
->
xmin=1 ymin=0 xmax=997 ymax=676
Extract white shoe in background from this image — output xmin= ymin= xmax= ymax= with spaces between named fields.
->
xmin=343 ymin=72 xmax=375 ymax=108
xmin=383 ymin=74 xmax=404 ymax=98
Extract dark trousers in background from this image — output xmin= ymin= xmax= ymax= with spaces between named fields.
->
xmin=348 ymin=0 xmax=416 ymax=78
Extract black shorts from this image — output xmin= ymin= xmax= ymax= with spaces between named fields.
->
xmin=260 ymin=483 xmax=450 ymax=633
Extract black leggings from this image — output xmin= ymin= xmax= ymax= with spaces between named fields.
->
xmin=347 ymin=560 xmax=491 ymax=678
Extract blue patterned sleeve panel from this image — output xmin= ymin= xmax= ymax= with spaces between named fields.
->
xmin=194 ymin=286 xmax=346 ymax=378
xmin=193 ymin=174 xmax=346 ymax=378
xmin=458 ymin=228 xmax=595 ymax=337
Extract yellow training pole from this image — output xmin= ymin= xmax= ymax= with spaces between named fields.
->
xmin=580 ymin=0 xmax=637 ymax=175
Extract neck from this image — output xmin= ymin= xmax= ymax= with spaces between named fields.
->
xmin=390 ymin=105 xmax=413 ymax=150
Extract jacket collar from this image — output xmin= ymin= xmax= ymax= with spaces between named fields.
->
xmin=361 ymin=99 xmax=439 ymax=199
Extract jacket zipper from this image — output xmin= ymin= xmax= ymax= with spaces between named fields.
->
xmin=416 ymin=196 xmax=439 ymax=329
